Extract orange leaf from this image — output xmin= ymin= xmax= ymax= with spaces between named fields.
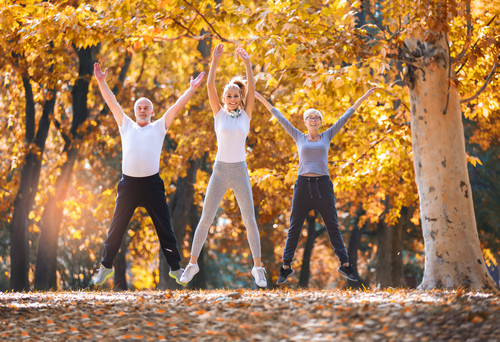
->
xmin=146 ymin=322 xmax=155 ymax=326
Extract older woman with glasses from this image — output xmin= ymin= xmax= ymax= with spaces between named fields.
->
xmin=255 ymin=88 xmax=376 ymax=284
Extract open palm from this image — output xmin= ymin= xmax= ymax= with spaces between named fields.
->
xmin=213 ymin=44 xmax=224 ymax=58
xmin=190 ymin=71 xmax=206 ymax=89
xmin=94 ymin=63 xmax=107 ymax=81
xmin=236 ymin=47 xmax=249 ymax=61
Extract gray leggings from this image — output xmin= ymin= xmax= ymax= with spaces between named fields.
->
xmin=190 ymin=161 xmax=262 ymax=259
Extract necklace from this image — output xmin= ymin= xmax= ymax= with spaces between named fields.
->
xmin=229 ymin=108 xmax=241 ymax=118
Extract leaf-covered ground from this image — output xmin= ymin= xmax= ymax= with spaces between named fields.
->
xmin=1 ymin=289 xmax=499 ymax=341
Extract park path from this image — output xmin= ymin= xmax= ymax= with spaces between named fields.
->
xmin=1 ymin=289 xmax=499 ymax=341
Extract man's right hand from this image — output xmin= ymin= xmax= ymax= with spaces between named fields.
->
xmin=94 ymin=63 xmax=108 ymax=81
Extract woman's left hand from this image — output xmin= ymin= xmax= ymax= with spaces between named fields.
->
xmin=236 ymin=47 xmax=250 ymax=61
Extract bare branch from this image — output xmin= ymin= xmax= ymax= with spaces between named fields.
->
xmin=443 ymin=35 xmax=452 ymax=115
xmin=169 ymin=17 xmax=197 ymax=37
xmin=456 ymin=14 xmax=497 ymax=75
xmin=460 ymin=56 xmax=499 ymax=104
xmin=453 ymin=0 xmax=472 ymax=64
xmin=182 ymin=0 xmax=233 ymax=43
xmin=375 ymin=88 xmax=411 ymax=113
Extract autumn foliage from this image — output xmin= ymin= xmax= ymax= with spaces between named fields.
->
xmin=0 ymin=0 xmax=498 ymax=290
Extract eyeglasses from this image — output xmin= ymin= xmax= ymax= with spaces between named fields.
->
xmin=305 ymin=116 xmax=322 ymax=121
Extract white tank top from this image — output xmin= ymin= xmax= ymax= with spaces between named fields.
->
xmin=119 ymin=114 xmax=167 ymax=177
xmin=214 ymin=108 xmax=250 ymax=163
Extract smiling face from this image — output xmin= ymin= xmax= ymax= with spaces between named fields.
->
xmin=303 ymin=109 xmax=323 ymax=132
xmin=134 ymin=97 xmax=154 ymax=127
xmin=223 ymin=85 xmax=242 ymax=111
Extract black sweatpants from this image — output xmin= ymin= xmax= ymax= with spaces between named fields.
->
xmin=282 ymin=175 xmax=349 ymax=266
xmin=101 ymin=173 xmax=181 ymax=270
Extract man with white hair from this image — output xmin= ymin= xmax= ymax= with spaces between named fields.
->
xmin=92 ymin=62 xmax=205 ymax=286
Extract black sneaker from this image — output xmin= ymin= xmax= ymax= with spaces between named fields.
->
xmin=338 ymin=265 xmax=358 ymax=282
xmin=277 ymin=266 xmax=295 ymax=284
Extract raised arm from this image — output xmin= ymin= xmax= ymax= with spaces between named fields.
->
xmin=94 ymin=63 xmax=126 ymax=126
xmin=255 ymin=92 xmax=302 ymax=141
xmin=163 ymin=71 xmax=205 ymax=130
xmin=207 ymin=44 xmax=223 ymax=115
xmin=237 ymin=47 xmax=255 ymax=118
xmin=325 ymin=87 xmax=378 ymax=139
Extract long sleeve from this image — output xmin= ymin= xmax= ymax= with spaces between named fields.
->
xmin=324 ymin=107 xmax=355 ymax=140
xmin=270 ymin=108 xmax=303 ymax=142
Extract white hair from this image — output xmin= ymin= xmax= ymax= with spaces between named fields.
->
xmin=303 ymin=108 xmax=323 ymax=120
xmin=134 ymin=97 xmax=154 ymax=113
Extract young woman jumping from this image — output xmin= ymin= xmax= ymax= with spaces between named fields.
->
xmin=179 ymin=44 xmax=267 ymax=288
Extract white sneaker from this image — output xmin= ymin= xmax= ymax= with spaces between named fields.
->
xmin=178 ymin=263 xmax=199 ymax=285
xmin=169 ymin=268 xmax=185 ymax=286
xmin=93 ymin=264 xmax=114 ymax=286
xmin=251 ymin=266 xmax=267 ymax=288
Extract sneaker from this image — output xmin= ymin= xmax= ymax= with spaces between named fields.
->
xmin=168 ymin=268 xmax=185 ymax=286
xmin=178 ymin=263 xmax=199 ymax=285
xmin=277 ymin=266 xmax=295 ymax=285
xmin=251 ymin=266 xmax=267 ymax=288
xmin=338 ymin=265 xmax=358 ymax=282
xmin=92 ymin=264 xmax=114 ymax=286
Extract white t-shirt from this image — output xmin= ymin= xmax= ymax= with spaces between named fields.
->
xmin=119 ymin=114 xmax=167 ymax=177
xmin=214 ymin=108 xmax=250 ymax=163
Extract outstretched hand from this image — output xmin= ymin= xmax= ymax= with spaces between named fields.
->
xmin=189 ymin=71 xmax=206 ymax=89
xmin=364 ymin=87 xmax=377 ymax=97
xmin=94 ymin=63 xmax=108 ymax=81
xmin=236 ymin=47 xmax=250 ymax=61
xmin=213 ymin=43 xmax=224 ymax=59
xmin=351 ymin=87 xmax=378 ymax=111
xmin=359 ymin=87 xmax=377 ymax=102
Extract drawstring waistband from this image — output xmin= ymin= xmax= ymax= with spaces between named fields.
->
xmin=298 ymin=175 xmax=329 ymax=199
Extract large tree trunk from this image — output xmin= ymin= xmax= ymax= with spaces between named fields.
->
xmin=35 ymin=46 xmax=95 ymax=290
xmin=405 ymin=33 xmax=497 ymax=290
xmin=10 ymin=73 xmax=55 ymax=291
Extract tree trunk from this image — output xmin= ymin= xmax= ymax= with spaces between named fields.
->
xmin=10 ymin=74 xmax=55 ymax=291
xmin=34 ymin=46 xmax=95 ymax=290
xmin=346 ymin=205 xmax=365 ymax=288
xmin=159 ymin=159 xmax=200 ymax=289
xmin=299 ymin=213 xmax=318 ymax=288
xmin=114 ymin=235 xmax=128 ymax=290
xmin=374 ymin=207 xmax=414 ymax=288
xmin=259 ymin=221 xmax=276 ymax=287
xmin=405 ymin=32 xmax=498 ymax=290
xmin=159 ymin=28 xmax=212 ymax=289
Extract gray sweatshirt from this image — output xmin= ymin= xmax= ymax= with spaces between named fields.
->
xmin=270 ymin=107 xmax=355 ymax=176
